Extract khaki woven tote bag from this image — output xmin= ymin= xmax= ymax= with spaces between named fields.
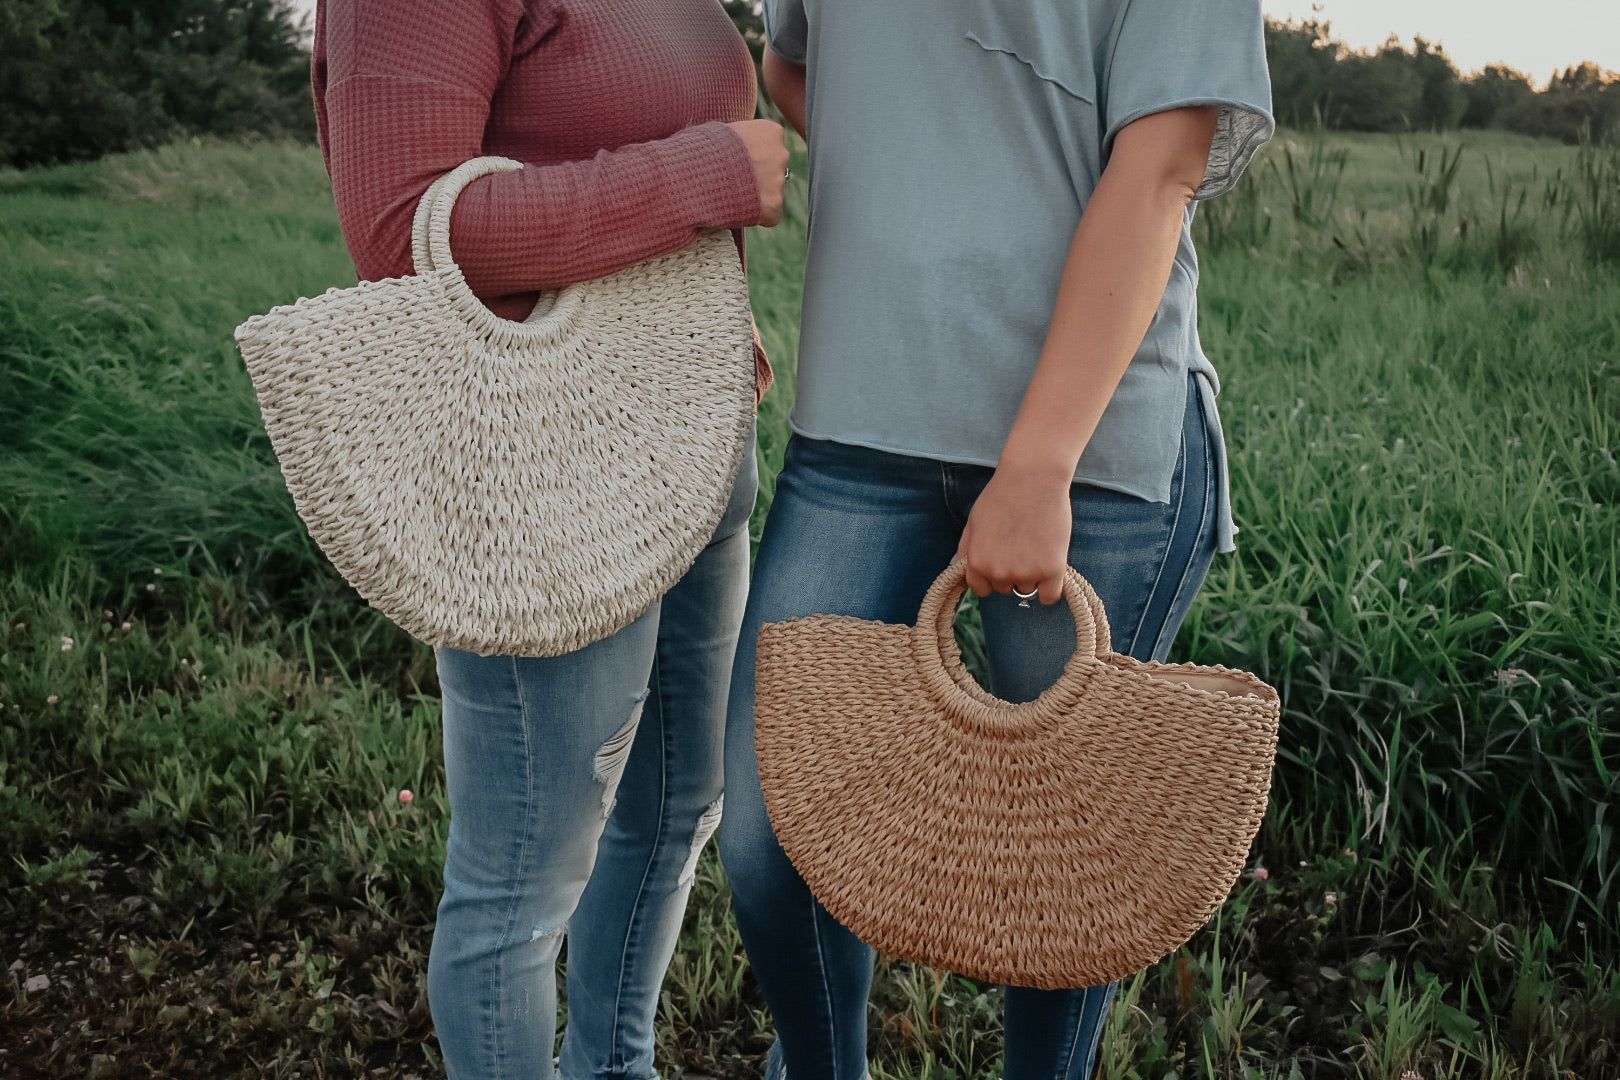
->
xmin=234 ymin=156 xmax=756 ymax=657
xmin=754 ymin=561 xmax=1281 ymax=989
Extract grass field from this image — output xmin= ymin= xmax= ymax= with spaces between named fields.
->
xmin=0 ymin=130 xmax=1617 ymax=1078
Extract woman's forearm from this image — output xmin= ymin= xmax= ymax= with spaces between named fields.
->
xmin=319 ymin=0 xmax=767 ymax=294
xmin=997 ymin=107 xmax=1219 ymax=484
xmin=957 ymin=106 xmax=1218 ymax=601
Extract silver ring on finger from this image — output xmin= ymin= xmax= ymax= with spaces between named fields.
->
xmin=1012 ymin=586 xmax=1038 ymax=609
xmin=784 ymin=165 xmax=792 ymax=181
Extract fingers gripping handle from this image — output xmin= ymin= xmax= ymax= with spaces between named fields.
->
xmin=919 ymin=561 xmax=1109 ymax=664
xmin=911 ymin=561 xmax=1113 ymax=733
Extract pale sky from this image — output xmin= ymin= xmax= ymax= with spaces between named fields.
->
xmin=285 ymin=0 xmax=1616 ymax=89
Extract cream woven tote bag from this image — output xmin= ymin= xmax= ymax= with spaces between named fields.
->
xmin=754 ymin=561 xmax=1281 ymax=990
xmin=235 ymin=157 xmax=756 ymax=657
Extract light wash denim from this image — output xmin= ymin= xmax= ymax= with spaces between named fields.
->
xmin=718 ymin=379 xmax=1218 ymax=1080
xmin=428 ymin=446 xmax=758 ymax=1080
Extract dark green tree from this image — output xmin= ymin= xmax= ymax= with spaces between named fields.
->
xmin=1503 ymin=63 xmax=1620 ymax=144
xmin=1327 ymin=40 xmax=1424 ymax=132
xmin=1411 ymin=37 xmax=1465 ymax=131
xmin=0 ymin=0 xmax=62 ymax=43
xmin=1257 ymin=16 xmax=1614 ymax=143
xmin=0 ymin=0 xmax=311 ymax=168
xmin=1460 ymin=65 xmax=1535 ymax=129
xmin=1264 ymin=16 xmax=1338 ymax=128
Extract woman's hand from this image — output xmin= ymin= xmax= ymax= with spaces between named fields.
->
xmin=956 ymin=461 xmax=1074 ymax=605
xmin=728 ymin=119 xmax=790 ymax=226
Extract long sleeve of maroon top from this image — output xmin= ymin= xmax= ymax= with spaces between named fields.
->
xmin=312 ymin=0 xmax=770 ymax=387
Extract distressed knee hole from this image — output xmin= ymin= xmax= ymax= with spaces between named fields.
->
xmin=593 ymin=691 xmax=647 ymax=818
xmin=528 ymin=922 xmax=566 ymax=945
xmin=677 ymin=795 xmax=725 ymax=887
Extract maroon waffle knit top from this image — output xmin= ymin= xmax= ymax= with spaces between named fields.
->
xmin=312 ymin=0 xmax=771 ymax=391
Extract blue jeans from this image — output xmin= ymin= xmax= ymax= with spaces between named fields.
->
xmin=718 ymin=379 xmax=1217 ymax=1080
xmin=428 ymin=448 xmax=759 ymax=1080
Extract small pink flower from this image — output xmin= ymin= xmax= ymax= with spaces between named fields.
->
xmin=103 ymin=610 xmax=114 ymax=620
xmin=46 ymin=695 xmax=59 ymax=705
xmin=398 ymin=789 xmax=415 ymax=804
xmin=1251 ymin=866 xmax=1270 ymax=881
xmin=120 ymin=622 xmax=132 ymax=632
xmin=1324 ymin=892 xmax=1338 ymax=908
xmin=153 ymin=568 xmax=163 ymax=576
xmin=60 ymin=637 xmax=74 ymax=652
xmin=145 ymin=583 xmax=155 ymax=592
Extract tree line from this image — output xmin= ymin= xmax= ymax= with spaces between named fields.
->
xmin=1 ymin=2 xmax=1614 ymax=170
xmin=1265 ymin=17 xmax=1618 ymax=145
xmin=1 ymin=0 xmax=312 ymax=168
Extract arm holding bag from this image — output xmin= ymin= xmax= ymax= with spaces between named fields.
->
xmin=235 ymin=157 xmax=756 ymax=657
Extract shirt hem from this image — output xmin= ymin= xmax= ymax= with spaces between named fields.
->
xmin=788 ymin=369 xmax=1239 ymax=553
xmin=784 ymin=418 xmax=1168 ymax=505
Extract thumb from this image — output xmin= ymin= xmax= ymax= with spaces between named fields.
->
xmin=1037 ymin=569 xmax=1065 ymax=606
xmin=954 ymin=520 xmax=972 ymax=563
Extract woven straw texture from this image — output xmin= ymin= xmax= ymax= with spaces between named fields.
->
xmin=234 ymin=157 xmax=756 ymax=657
xmin=754 ymin=562 xmax=1281 ymax=990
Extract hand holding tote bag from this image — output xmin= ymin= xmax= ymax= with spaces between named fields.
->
xmin=234 ymin=157 xmax=756 ymax=657
xmin=754 ymin=562 xmax=1281 ymax=990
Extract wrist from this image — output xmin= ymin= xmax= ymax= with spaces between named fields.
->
xmin=706 ymin=122 xmax=767 ymax=228
xmin=993 ymin=444 xmax=1078 ymax=492
xmin=997 ymin=426 xmax=1082 ymax=486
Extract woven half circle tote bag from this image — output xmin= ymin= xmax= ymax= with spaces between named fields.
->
xmin=754 ymin=561 xmax=1281 ymax=990
xmin=235 ymin=157 xmax=756 ymax=657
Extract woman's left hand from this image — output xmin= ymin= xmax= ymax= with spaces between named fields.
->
xmin=955 ymin=463 xmax=1073 ymax=605
xmin=952 ymin=107 xmax=1218 ymax=606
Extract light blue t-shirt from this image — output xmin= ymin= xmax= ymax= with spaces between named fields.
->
xmin=764 ymin=0 xmax=1274 ymax=550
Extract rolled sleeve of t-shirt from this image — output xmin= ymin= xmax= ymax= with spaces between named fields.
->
xmin=763 ymin=0 xmax=809 ymax=64
xmin=1101 ymin=0 xmax=1275 ymax=200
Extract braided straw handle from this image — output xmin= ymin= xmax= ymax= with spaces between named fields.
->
xmin=910 ymin=562 xmax=1114 ymax=734
xmin=401 ymin=156 xmax=596 ymax=349
xmin=410 ymin=156 xmax=525 ymax=275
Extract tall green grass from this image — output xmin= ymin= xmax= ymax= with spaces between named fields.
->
xmin=0 ymin=143 xmax=350 ymax=595
xmin=1188 ymin=129 xmax=1619 ymax=934
xmin=2 ymin=134 xmax=1617 ymax=1077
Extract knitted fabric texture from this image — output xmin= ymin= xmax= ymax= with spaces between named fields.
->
xmin=754 ymin=562 xmax=1281 ymax=990
xmin=235 ymin=157 xmax=756 ymax=658
xmin=311 ymin=0 xmax=771 ymax=391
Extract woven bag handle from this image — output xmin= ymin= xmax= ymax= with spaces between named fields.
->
xmin=911 ymin=561 xmax=1113 ymax=734
xmin=409 ymin=156 xmax=526 ymax=276
xmin=405 ymin=156 xmax=599 ymax=349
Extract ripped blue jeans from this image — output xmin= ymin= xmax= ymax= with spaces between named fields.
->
xmin=718 ymin=378 xmax=1218 ymax=1080
xmin=427 ymin=447 xmax=758 ymax=1080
